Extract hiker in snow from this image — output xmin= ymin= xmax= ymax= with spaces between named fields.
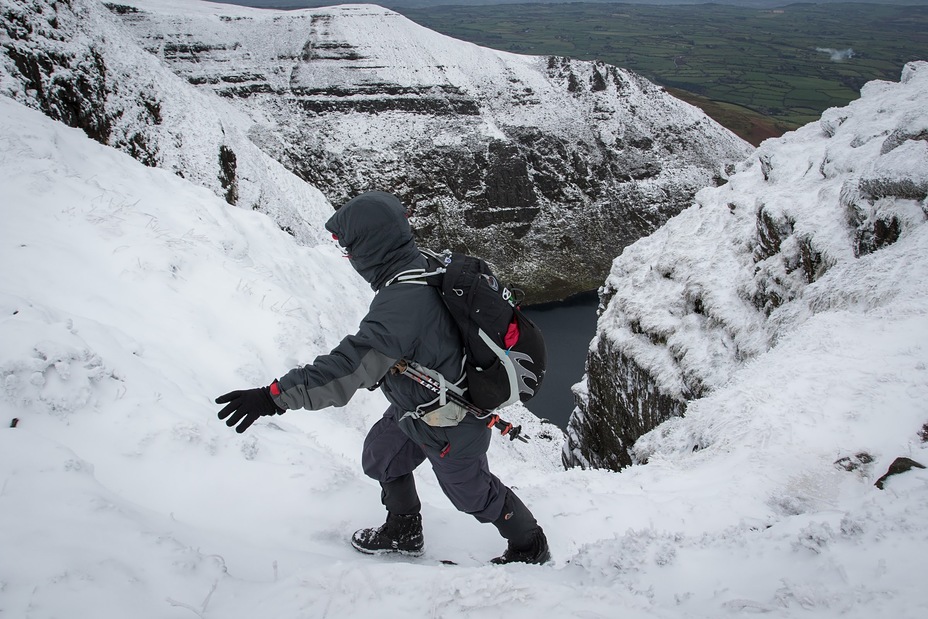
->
xmin=215 ymin=191 xmax=550 ymax=565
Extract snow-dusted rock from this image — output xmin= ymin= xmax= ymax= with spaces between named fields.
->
xmin=566 ymin=62 xmax=928 ymax=470
xmin=103 ymin=0 xmax=750 ymax=301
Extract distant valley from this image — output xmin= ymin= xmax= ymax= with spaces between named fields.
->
xmin=396 ymin=2 xmax=928 ymax=144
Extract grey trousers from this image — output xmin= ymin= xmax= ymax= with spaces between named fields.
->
xmin=361 ymin=405 xmax=508 ymax=523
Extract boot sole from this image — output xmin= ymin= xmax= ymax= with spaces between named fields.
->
xmin=350 ymin=539 xmax=425 ymax=557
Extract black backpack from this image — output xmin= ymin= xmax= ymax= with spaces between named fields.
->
xmin=389 ymin=249 xmax=547 ymax=411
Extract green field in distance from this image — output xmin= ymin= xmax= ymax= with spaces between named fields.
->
xmin=398 ymin=2 xmax=928 ymax=144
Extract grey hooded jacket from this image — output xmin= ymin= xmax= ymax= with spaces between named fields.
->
xmin=272 ymin=192 xmax=472 ymax=446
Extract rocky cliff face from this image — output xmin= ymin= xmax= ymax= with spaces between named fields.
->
xmin=102 ymin=1 xmax=751 ymax=302
xmin=1 ymin=0 xmax=750 ymax=301
xmin=564 ymin=62 xmax=928 ymax=470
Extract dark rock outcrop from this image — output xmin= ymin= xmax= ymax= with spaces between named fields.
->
xmin=564 ymin=336 xmax=688 ymax=470
xmin=874 ymin=457 xmax=926 ymax=490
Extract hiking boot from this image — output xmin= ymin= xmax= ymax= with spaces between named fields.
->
xmin=351 ymin=513 xmax=424 ymax=556
xmin=491 ymin=526 xmax=550 ymax=565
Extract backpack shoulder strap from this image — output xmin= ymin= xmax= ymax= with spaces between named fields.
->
xmin=384 ymin=250 xmax=448 ymax=288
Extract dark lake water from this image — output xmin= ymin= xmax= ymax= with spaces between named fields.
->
xmin=521 ymin=291 xmax=600 ymax=430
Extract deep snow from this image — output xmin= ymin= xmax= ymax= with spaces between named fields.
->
xmin=3 ymin=81 xmax=928 ymax=617
xmin=2 ymin=23 xmax=928 ymax=619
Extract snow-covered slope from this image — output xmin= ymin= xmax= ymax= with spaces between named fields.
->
xmin=2 ymin=78 xmax=927 ymax=617
xmin=0 ymin=0 xmax=333 ymax=244
xmin=566 ymin=63 xmax=928 ymax=472
xmin=106 ymin=0 xmax=751 ymax=301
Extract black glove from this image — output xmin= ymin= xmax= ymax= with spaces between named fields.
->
xmin=215 ymin=383 xmax=285 ymax=433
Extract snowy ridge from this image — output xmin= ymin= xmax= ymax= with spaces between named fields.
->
xmin=114 ymin=1 xmax=731 ymax=144
xmin=2 ymin=75 xmax=928 ymax=616
xmin=0 ymin=0 xmax=334 ymax=246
